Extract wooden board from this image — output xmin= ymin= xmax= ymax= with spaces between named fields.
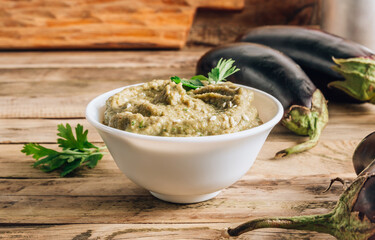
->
xmin=0 ymin=0 xmax=322 ymax=49
xmin=0 ymin=48 xmax=374 ymax=239
xmin=0 ymin=0 xmax=244 ymax=49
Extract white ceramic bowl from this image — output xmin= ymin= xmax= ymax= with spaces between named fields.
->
xmin=86 ymin=83 xmax=283 ymax=204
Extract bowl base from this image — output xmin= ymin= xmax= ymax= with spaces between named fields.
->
xmin=150 ymin=190 xmax=221 ymax=204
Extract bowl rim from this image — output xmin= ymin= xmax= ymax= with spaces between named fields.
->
xmin=86 ymin=82 xmax=284 ymax=143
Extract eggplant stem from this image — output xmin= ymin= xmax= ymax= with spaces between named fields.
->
xmin=276 ymin=89 xmax=328 ymax=158
xmin=275 ymin=128 xmax=321 ymax=158
xmin=227 ymin=174 xmax=375 ymax=239
xmin=330 ymin=57 xmax=375 ymax=104
xmin=322 ymin=177 xmax=347 ymax=193
xmin=227 ymin=213 xmax=334 ymax=237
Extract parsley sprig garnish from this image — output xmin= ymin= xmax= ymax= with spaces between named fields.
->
xmin=21 ymin=124 xmax=106 ymax=177
xmin=170 ymin=76 xmax=204 ymax=89
xmin=171 ymin=58 xmax=240 ymax=90
xmin=207 ymin=58 xmax=241 ymax=84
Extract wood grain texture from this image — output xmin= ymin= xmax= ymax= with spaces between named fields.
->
xmin=0 ymin=0 xmax=322 ymax=49
xmin=0 ymin=48 xmax=205 ymax=68
xmin=0 ymin=139 xmax=357 ymax=179
xmin=0 ymin=48 xmax=374 ymax=239
xmin=0 ymin=173 xmax=348 ymax=224
xmin=1 ymin=118 xmax=374 ymax=143
xmin=0 ymin=0 xmax=244 ymax=49
xmin=0 ymin=193 xmax=339 ymax=225
xmin=0 ymin=173 xmax=355 ymax=197
xmin=0 ymin=49 xmax=204 ymax=118
xmin=1 ymin=50 xmax=375 ymax=119
xmin=0 ymin=224 xmax=335 ymax=239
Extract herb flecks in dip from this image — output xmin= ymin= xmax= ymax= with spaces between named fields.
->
xmin=104 ymin=80 xmax=262 ymax=137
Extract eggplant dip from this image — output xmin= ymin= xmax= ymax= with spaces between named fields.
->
xmin=103 ymin=79 xmax=262 ymax=137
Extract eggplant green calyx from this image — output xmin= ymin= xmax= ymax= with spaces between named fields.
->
xmin=227 ymin=171 xmax=375 ymax=239
xmin=329 ymin=57 xmax=375 ymax=104
xmin=275 ymin=89 xmax=328 ymax=158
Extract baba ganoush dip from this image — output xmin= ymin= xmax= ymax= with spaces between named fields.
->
xmin=104 ymin=80 xmax=262 ymax=137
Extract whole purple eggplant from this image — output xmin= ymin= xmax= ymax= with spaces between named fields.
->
xmin=226 ymin=160 xmax=375 ymax=239
xmin=353 ymin=132 xmax=375 ymax=175
xmin=238 ymin=26 xmax=375 ymax=104
xmin=196 ymin=42 xmax=328 ymax=157
xmin=226 ymin=132 xmax=375 ymax=239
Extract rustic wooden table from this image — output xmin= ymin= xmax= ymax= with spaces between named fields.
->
xmin=0 ymin=48 xmax=374 ymax=239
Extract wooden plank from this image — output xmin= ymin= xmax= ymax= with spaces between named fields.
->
xmin=0 ymin=49 xmax=204 ymax=118
xmin=190 ymin=0 xmax=244 ymax=10
xmin=0 ymin=168 xmax=355 ymax=197
xmin=2 ymin=194 xmax=335 ymax=224
xmin=0 ymin=176 xmax=344 ymax=224
xmin=0 ymin=0 xmax=244 ymax=49
xmin=327 ymin=103 xmax=375 ymax=116
xmin=0 ymin=139 xmax=357 ymax=179
xmin=0 ymin=223 xmax=334 ymax=240
xmin=0 ymin=49 xmax=205 ymax=68
xmin=1 ymin=118 xmax=373 ymax=143
xmin=0 ymin=143 xmax=122 ymax=179
xmin=0 ymin=119 xmax=104 ymax=143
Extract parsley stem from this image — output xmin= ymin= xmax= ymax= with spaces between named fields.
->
xmin=89 ymin=152 xmax=108 ymax=156
xmin=62 ymin=149 xmax=87 ymax=155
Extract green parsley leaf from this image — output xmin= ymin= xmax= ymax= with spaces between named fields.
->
xmin=207 ymin=67 xmax=220 ymax=84
xmin=170 ymin=76 xmax=181 ymax=84
xmin=61 ymin=159 xmax=82 ymax=177
xmin=57 ymin=123 xmax=96 ymax=150
xmin=207 ymin=58 xmax=240 ymax=83
xmin=21 ymin=124 xmax=106 ymax=177
xmin=171 ymin=76 xmax=204 ymax=90
xmin=181 ymin=79 xmax=204 ymax=89
xmin=190 ymin=75 xmax=208 ymax=81
xmin=22 ymin=143 xmax=59 ymax=160
xmin=86 ymin=154 xmax=103 ymax=168
xmin=171 ymin=58 xmax=240 ymax=89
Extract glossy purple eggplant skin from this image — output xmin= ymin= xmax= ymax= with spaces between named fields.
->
xmin=196 ymin=42 xmax=316 ymax=109
xmin=353 ymin=175 xmax=375 ymax=225
xmin=238 ymin=26 xmax=375 ymax=103
xmin=353 ymin=132 xmax=375 ymax=175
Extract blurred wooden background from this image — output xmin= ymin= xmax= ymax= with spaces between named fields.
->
xmin=0 ymin=0 xmax=320 ymax=49
xmin=189 ymin=0 xmax=320 ymax=46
